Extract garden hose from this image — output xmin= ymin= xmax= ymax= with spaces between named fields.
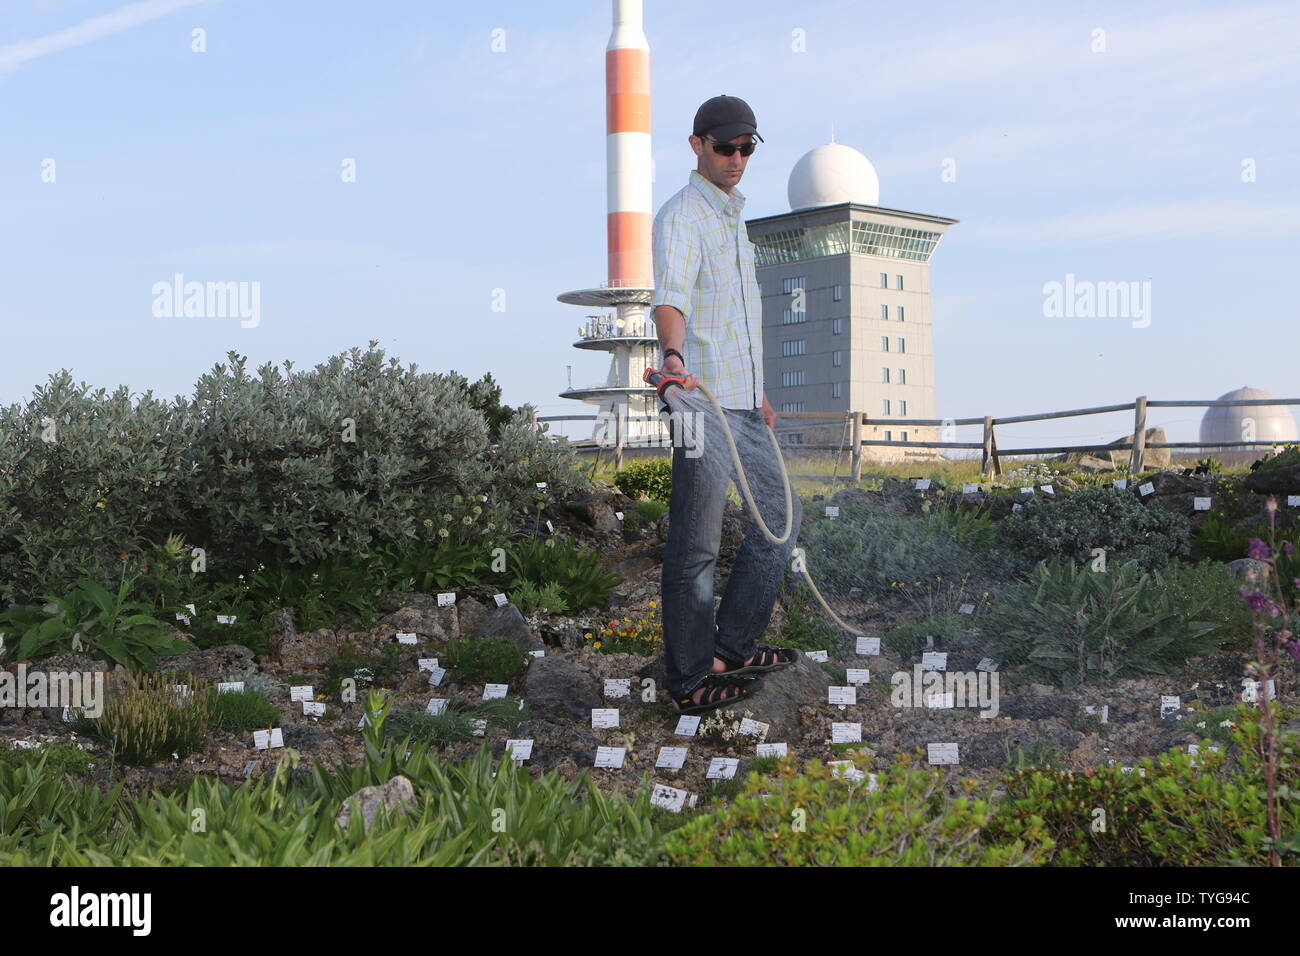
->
xmin=643 ymin=366 xmax=865 ymax=638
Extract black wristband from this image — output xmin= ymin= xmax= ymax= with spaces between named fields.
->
xmin=663 ymin=348 xmax=685 ymax=367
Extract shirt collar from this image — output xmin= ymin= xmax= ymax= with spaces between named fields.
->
xmin=690 ymin=169 xmax=745 ymax=219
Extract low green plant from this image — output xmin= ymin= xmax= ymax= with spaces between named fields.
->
xmin=776 ymin=582 xmax=842 ymax=653
xmin=632 ymin=498 xmax=668 ymax=525
xmin=211 ymin=688 xmax=281 ymax=733
xmin=74 ymin=672 xmax=214 ymax=765
xmin=499 ymin=535 xmax=621 ymax=613
xmin=982 ymin=556 xmax=1238 ymax=686
xmin=384 ymin=709 xmax=476 ymax=748
xmin=0 ymin=741 xmax=94 ymax=775
xmin=614 ymin=457 xmax=672 ymax=503
xmin=323 ymin=642 xmax=407 ymax=693
xmin=1257 ymin=443 xmax=1300 ymax=471
xmin=665 ymin=752 xmax=1051 ymax=866
xmin=996 ymin=484 xmax=1192 ymax=573
xmin=0 ymin=569 xmax=192 ymax=670
xmin=442 ymin=637 xmax=530 ymax=685
xmin=510 ymin=580 xmax=569 ymax=617
xmin=882 ymin=613 xmax=964 ymax=658
xmin=1191 ymin=511 xmax=1251 ymax=562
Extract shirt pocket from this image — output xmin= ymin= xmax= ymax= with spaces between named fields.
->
xmin=699 ymin=239 xmax=733 ymax=292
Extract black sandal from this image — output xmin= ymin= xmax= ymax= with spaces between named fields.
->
xmin=671 ymin=673 xmax=761 ymax=716
xmin=715 ymin=642 xmax=799 ymax=676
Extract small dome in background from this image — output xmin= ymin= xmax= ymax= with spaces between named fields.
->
xmin=1199 ymin=386 xmax=1299 ymax=448
xmin=788 ymin=142 xmax=880 ymax=211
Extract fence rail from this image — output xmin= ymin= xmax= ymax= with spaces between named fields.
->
xmin=534 ymin=396 xmax=1299 ymax=476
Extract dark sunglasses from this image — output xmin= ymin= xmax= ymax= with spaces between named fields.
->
xmin=705 ymin=137 xmax=757 ymax=157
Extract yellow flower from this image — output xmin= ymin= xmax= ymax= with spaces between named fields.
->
xmin=648 ymin=601 xmax=656 ymax=608
xmin=593 ymin=641 xmax=602 ymax=649
xmin=584 ymin=632 xmax=592 ymax=639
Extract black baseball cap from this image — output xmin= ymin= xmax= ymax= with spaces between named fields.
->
xmin=693 ymin=94 xmax=764 ymax=143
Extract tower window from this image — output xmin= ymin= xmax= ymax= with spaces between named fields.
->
xmin=879 ymin=272 xmax=888 ymax=289
xmin=832 ymin=284 xmax=843 ymax=301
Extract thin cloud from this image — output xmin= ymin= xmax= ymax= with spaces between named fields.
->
xmin=0 ymin=0 xmax=208 ymax=74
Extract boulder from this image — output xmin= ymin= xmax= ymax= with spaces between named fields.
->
xmin=520 ymin=654 xmax=603 ymax=722
xmin=335 ymin=775 xmax=417 ymax=832
xmin=457 ymin=597 xmax=544 ymax=652
xmin=1103 ymin=427 xmax=1171 ymax=467
xmin=565 ymin=492 xmax=633 ymax=534
xmin=268 ymin=627 xmax=341 ymax=671
xmin=1244 ymin=463 xmax=1300 ymax=495
xmin=709 ymin=655 xmax=833 ymax=746
xmin=378 ymin=604 xmax=458 ymax=642
xmin=158 ymin=644 xmax=256 ymax=682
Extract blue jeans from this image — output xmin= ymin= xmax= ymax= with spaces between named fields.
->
xmin=659 ymin=391 xmax=803 ymax=699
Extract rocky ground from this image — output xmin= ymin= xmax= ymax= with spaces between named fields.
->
xmin=2 ymin=460 xmax=1298 ymax=805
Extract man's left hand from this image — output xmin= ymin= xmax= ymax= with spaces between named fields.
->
xmin=760 ymin=394 xmax=776 ymax=430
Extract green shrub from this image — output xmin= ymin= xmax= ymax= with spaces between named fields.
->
xmin=323 ymin=642 xmax=408 ymax=693
xmin=614 ymin=457 xmax=672 ymax=503
xmin=510 ymin=580 xmax=569 ymax=617
xmin=0 ymin=741 xmax=94 ymax=775
xmin=1191 ymin=511 xmax=1251 ymax=561
xmin=499 ymin=535 xmax=620 ymax=613
xmin=996 ymin=485 xmax=1191 ymax=572
xmin=776 ymin=582 xmax=843 ymax=652
xmin=74 ymin=672 xmax=214 ymax=765
xmin=986 ymin=707 xmax=1299 ymax=866
xmin=442 ymin=637 xmax=531 ymax=685
xmin=1258 ymin=443 xmax=1300 ymax=470
xmin=211 ymin=688 xmax=281 ymax=733
xmin=882 ymin=612 xmax=965 ymax=658
xmin=384 ymin=710 xmax=476 ymax=748
xmin=0 ymin=572 xmax=192 ymax=669
xmin=665 ymin=753 xmax=1051 ymax=866
xmin=981 ymin=556 xmax=1238 ymax=686
xmin=633 ymin=498 xmax=668 ymax=525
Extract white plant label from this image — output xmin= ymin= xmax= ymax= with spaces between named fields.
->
xmin=545 ymin=520 xmax=554 ymax=533
xmin=594 ymin=746 xmax=625 ymax=769
xmin=1192 ymin=497 xmax=1211 ymax=510
xmin=253 ymin=729 xmax=284 ymax=750
xmin=828 ymin=686 xmax=856 ymax=707
xmin=528 ymin=649 xmax=545 ymax=658
xmin=656 ymin=746 xmax=688 ymax=770
xmin=1020 ymin=487 xmax=1033 ymax=496
xmin=650 ymin=783 xmax=689 ymax=813
xmin=604 ymin=678 xmax=631 ymax=699
xmin=1113 ymin=478 xmax=1128 ymax=490
xmin=505 ymin=739 xmax=533 ymax=763
xmin=535 ymin=482 xmax=547 ymax=490
xmin=921 ymin=652 xmax=947 ymax=672
xmin=806 ymin=649 xmax=828 ymax=662
xmin=175 ymin=612 xmax=191 ymax=625
xmin=1160 ymin=695 xmax=1181 ymax=718
xmin=976 ymin=658 xmax=998 ymax=672
xmin=831 ymin=722 xmax=861 ymax=743
xmin=425 ymin=698 xmax=448 ymax=716
xmin=1012 ymin=503 xmax=1022 ymax=512
xmin=914 ymin=478 xmax=931 ymax=491
xmin=396 ymin=632 xmax=418 ymax=645
xmin=493 ymin=593 xmax=509 ymax=607
xmin=1040 ymin=484 xmax=1054 ymax=495
xmin=426 ymin=666 xmax=446 ymax=687
xmin=1288 ymin=495 xmax=1300 ymax=507
xmin=846 ymin=668 xmax=870 ymax=685
xmin=217 ymin=681 xmax=245 ymax=694
xmin=927 ymin=743 xmax=959 ymax=765
xmin=824 ymin=506 xmax=839 ymax=518
xmin=482 ymin=684 xmax=508 ymax=701
xmin=172 ymin=684 xmax=191 ymax=700
xmin=706 ymin=757 xmax=739 ymax=780
xmin=756 ymin=742 xmax=788 ymax=758
xmin=302 ymin=701 xmax=325 ymax=717
xmin=1083 ymin=704 xmax=1109 ymax=723
xmin=591 ymin=708 xmax=619 ymax=729
xmin=1139 ymin=482 xmax=1155 ymax=496
xmin=615 ymin=511 xmax=624 ymax=520
xmin=216 ymin=615 xmax=237 ymax=625
xmin=185 ymin=603 xmax=196 ymax=615
xmin=925 ymin=693 xmax=955 ymax=709
xmin=856 ymin=637 xmax=880 ymax=656
xmin=958 ymin=603 xmax=975 ymax=615
xmin=436 ymin=592 xmax=456 ymax=607
xmin=674 ymin=715 xmax=700 ymax=737
xmin=418 ymin=658 xmax=439 ymax=673
xmin=962 ymin=483 xmax=978 ymax=494
xmin=290 ymin=686 xmax=313 ymax=702
xmin=738 ymin=718 xmax=769 ymax=738
xmin=469 ymin=719 xmax=487 ymax=737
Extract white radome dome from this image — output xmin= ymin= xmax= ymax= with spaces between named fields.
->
xmin=788 ymin=142 xmax=880 ymax=210
xmin=1199 ymin=386 xmax=1299 ymax=447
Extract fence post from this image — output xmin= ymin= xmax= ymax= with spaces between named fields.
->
xmin=851 ymin=412 xmax=863 ymax=483
xmin=982 ymin=416 xmax=994 ymax=476
xmin=1130 ymin=396 xmax=1147 ymax=475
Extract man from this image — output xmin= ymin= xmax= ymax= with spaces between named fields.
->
xmin=650 ymin=94 xmax=803 ymax=715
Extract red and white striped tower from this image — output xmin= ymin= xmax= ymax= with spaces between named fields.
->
xmin=558 ymin=0 xmax=661 ymax=459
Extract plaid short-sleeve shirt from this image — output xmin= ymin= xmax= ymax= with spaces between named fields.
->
xmin=650 ymin=169 xmax=764 ymax=410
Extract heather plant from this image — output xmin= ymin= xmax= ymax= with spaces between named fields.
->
xmin=74 ymin=672 xmax=214 ymax=765
xmin=996 ymin=484 xmax=1191 ymax=573
xmin=981 ymin=556 xmax=1239 ymax=686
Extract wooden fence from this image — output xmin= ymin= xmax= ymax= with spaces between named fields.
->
xmin=534 ymin=395 xmax=1299 ymax=476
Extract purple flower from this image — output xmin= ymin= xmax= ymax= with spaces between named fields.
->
xmin=1286 ymin=541 xmax=1295 ymax=557
xmin=1247 ymin=538 xmax=1271 ymax=561
xmin=1242 ymin=589 xmax=1272 ymax=613
xmin=1291 ymin=641 xmax=1300 ymax=662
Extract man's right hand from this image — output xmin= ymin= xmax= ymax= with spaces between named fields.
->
xmin=662 ymin=356 xmax=700 ymax=392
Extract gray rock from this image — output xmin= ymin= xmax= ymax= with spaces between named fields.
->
xmin=268 ymin=627 xmax=340 ymax=671
xmin=1244 ymin=462 xmax=1300 ymax=495
xmin=336 ymin=775 xmax=417 ymax=832
xmin=565 ymin=492 xmax=631 ymax=534
xmin=1104 ymin=427 xmax=1171 ymax=467
xmin=458 ymin=597 xmax=544 ymax=652
xmin=1076 ymin=454 xmax=1117 ymax=473
xmin=520 ymin=654 xmax=603 ymax=722
xmin=158 ymin=644 xmax=256 ymax=682
xmin=378 ymin=605 xmax=458 ymax=642
xmin=1226 ymin=558 xmax=1271 ymax=586
xmin=716 ymin=655 xmax=833 ymax=746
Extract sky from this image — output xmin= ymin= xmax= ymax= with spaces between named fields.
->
xmin=2 ymin=0 xmax=1297 ymax=453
